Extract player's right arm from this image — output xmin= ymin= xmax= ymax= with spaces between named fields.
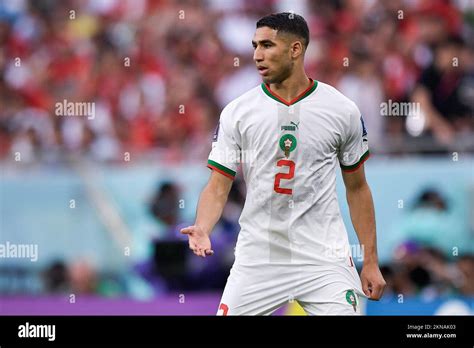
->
xmin=183 ymin=103 xmax=240 ymax=257
xmin=180 ymin=170 xmax=233 ymax=258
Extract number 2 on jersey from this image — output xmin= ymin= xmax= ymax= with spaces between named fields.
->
xmin=273 ymin=159 xmax=295 ymax=195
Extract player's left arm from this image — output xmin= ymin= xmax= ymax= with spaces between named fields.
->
xmin=342 ymin=165 xmax=386 ymax=300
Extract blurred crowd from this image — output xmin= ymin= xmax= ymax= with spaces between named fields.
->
xmin=140 ymin=181 xmax=474 ymax=298
xmin=381 ymin=243 xmax=474 ymax=298
xmin=0 ymin=0 xmax=473 ymax=164
xmin=0 ymin=178 xmax=245 ymax=297
xmin=1 ymin=179 xmax=472 ymax=300
xmin=381 ymin=188 xmax=474 ymax=298
xmin=133 ymin=179 xmax=244 ymax=293
xmin=38 ymin=183 xmax=474 ymax=298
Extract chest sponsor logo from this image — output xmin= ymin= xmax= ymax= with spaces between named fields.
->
xmin=280 ymin=121 xmax=299 ymax=131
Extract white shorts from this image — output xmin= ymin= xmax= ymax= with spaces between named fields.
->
xmin=217 ymin=259 xmax=366 ymax=315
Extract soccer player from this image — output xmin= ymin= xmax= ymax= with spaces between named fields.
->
xmin=181 ymin=12 xmax=386 ymax=315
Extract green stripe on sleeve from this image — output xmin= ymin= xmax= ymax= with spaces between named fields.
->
xmin=207 ymin=160 xmax=236 ymax=177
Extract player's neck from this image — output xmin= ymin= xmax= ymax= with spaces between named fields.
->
xmin=268 ymin=70 xmax=310 ymax=102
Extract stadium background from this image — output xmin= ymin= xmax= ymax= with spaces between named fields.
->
xmin=0 ymin=0 xmax=473 ymax=315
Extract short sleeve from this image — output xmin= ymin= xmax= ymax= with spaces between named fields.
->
xmin=338 ymin=104 xmax=370 ymax=172
xmin=207 ymin=107 xmax=240 ymax=179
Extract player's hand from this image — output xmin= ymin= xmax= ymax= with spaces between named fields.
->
xmin=180 ymin=225 xmax=214 ymax=258
xmin=360 ymin=263 xmax=386 ymax=300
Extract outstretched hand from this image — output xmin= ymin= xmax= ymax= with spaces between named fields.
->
xmin=180 ymin=225 xmax=214 ymax=258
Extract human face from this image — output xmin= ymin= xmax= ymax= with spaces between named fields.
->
xmin=252 ymin=27 xmax=294 ymax=84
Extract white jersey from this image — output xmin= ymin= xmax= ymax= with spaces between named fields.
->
xmin=208 ymin=79 xmax=369 ymax=266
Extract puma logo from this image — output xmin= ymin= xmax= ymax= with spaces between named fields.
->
xmin=290 ymin=121 xmax=300 ymax=129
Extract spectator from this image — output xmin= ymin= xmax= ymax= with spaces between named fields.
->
xmin=411 ymin=36 xmax=473 ymax=147
xmin=42 ymin=260 xmax=69 ymax=293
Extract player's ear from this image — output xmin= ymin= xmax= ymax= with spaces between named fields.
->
xmin=290 ymin=40 xmax=304 ymax=59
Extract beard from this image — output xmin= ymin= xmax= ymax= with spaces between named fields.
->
xmin=262 ymin=60 xmax=293 ymax=85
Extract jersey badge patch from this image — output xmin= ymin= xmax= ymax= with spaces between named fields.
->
xmin=279 ymin=134 xmax=297 ymax=158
